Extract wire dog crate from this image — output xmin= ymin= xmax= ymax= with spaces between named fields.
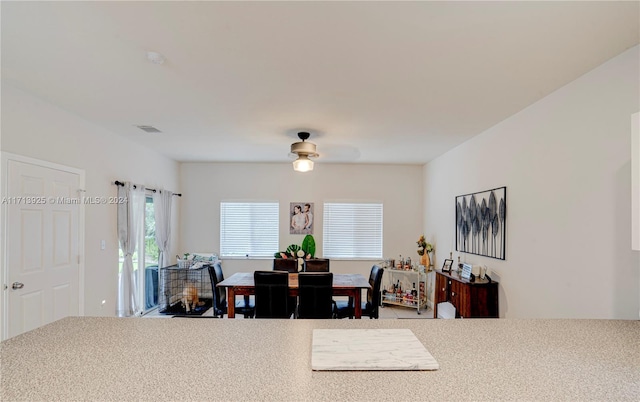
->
xmin=158 ymin=265 xmax=212 ymax=315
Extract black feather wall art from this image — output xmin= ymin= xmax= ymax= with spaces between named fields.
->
xmin=455 ymin=187 xmax=506 ymax=260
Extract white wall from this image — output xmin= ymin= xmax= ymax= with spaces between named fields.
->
xmin=1 ymin=83 xmax=180 ymax=317
xmin=424 ymin=46 xmax=640 ymax=319
xmin=179 ymin=163 xmax=423 ymax=277
xmin=632 ymin=112 xmax=640 ymax=252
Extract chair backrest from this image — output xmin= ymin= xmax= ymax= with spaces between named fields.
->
xmin=254 ymin=271 xmax=290 ymax=318
xmin=303 ymin=258 xmax=330 ymax=272
xmin=297 ymin=272 xmax=333 ymax=319
xmin=208 ymin=262 xmax=227 ymax=316
xmin=273 ymin=258 xmax=298 ymax=273
xmin=366 ymin=265 xmax=384 ymax=318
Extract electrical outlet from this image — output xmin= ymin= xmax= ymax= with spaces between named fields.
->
xmin=101 ymin=240 xmax=105 ymax=250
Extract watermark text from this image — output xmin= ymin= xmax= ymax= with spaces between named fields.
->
xmin=1 ymin=196 xmax=127 ymax=205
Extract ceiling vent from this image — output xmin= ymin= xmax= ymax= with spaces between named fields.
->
xmin=135 ymin=125 xmax=162 ymax=133
xmin=146 ymin=51 xmax=166 ymax=65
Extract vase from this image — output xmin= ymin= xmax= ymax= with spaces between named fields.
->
xmin=420 ymin=253 xmax=430 ymax=268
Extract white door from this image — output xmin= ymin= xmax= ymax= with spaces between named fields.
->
xmin=4 ymin=157 xmax=82 ymax=339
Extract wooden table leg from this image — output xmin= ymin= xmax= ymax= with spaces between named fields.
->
xmin=227 ymin=287 xmax=236 ymax=318
xmin=354 ymin=290 xmax=362 ymax=319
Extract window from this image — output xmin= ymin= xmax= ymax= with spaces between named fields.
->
xmin=323 ymin=202 xmax=383 ymax=259
xmin=142 ymin=196 xmax=159 ymax=311
xmin=220 ymin=202 xmax=279 ymax=257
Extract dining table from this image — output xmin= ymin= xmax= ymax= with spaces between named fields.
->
xmin=217 ymin=272 xmax=371 ymax=318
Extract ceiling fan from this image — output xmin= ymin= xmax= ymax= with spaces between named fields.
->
xmin=290 ymin=132 xmax=319 ymax=172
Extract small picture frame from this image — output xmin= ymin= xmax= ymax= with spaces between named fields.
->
xmin=442 ymin=259 xmax=453 ymax=272
xmin=461 ymin=263 xmax=473 ymax=279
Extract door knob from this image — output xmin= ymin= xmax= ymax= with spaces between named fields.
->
xmin=12 ymin=282 xmax=24 ymax=290
xmin=451 ymin=291 xmax=456 ymax=297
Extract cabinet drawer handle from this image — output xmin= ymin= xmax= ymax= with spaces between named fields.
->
xmin=441 ymin=287 xmax=445 ymax=292
xmin=451 ymin=292 xmax=456 ymax=297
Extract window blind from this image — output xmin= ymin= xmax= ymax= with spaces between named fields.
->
xmin=323 ymin=202 xmax=383 ymax=259
xmin=220 ymin=202 xmax=279 ymax=257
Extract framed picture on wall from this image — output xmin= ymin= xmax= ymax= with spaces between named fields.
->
xmin=455 ymin=186 xmax=506 ymax=260
xmin=290 ymin=202 xmax=314 ymax=235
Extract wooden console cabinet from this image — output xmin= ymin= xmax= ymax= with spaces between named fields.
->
xmin=434 ymin=270 xmax=499 ymax=318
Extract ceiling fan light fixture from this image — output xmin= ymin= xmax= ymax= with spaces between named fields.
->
xmin=293 ymin=155 xmax=314 ymax=172
xmin=290 ymin=131 xmax=318 ymax=173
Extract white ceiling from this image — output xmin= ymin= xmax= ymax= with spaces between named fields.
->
xmin=2 ymin=1 xmax=638 ymax=165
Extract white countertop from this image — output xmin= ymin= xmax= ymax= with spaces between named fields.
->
xmin=1 ymin=317 xmax=639 ymax=401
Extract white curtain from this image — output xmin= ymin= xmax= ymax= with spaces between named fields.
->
xmin=117 ymin=182 xmax=145 ymax=317
xmin=153 ymin=189 xmax=173 ymax=269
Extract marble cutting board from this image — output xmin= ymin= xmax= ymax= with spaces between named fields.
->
xmin=311 ymin=328 xmax=439 ymax=371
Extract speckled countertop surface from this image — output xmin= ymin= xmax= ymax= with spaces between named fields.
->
xmin=1 ymin=317 xmax=639 ymax=401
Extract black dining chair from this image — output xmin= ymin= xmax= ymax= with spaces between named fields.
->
xmin=303 ymin=258 xmax=330 ymax=272
xmin=273 ymin=258 xmax=299 ymax=273
xmin=208 ymin=262 xmax=255 ymax=318
xmin=273 ymin=258 xmax=299 ymax=309
xmin=297 ymin=272 xmax=334 ymax=319
xmin=254 ymin=271 xmax=292 ymax=318
xmin=333 ymin=265 xmax=384 ymax=319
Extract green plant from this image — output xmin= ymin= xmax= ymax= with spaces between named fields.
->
xmin=301 ymin=235 xmax=316 ymax=258
xmin=286 ymin=244 xmax=301 ymax=256
xmin=417 ymin=235 xmax=433 ymax=256
xmin=275 ymin=237 xmax=317 ymax=259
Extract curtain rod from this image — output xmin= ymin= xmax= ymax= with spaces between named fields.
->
xmin=114 ymin=181 xmax=182 ymax=197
